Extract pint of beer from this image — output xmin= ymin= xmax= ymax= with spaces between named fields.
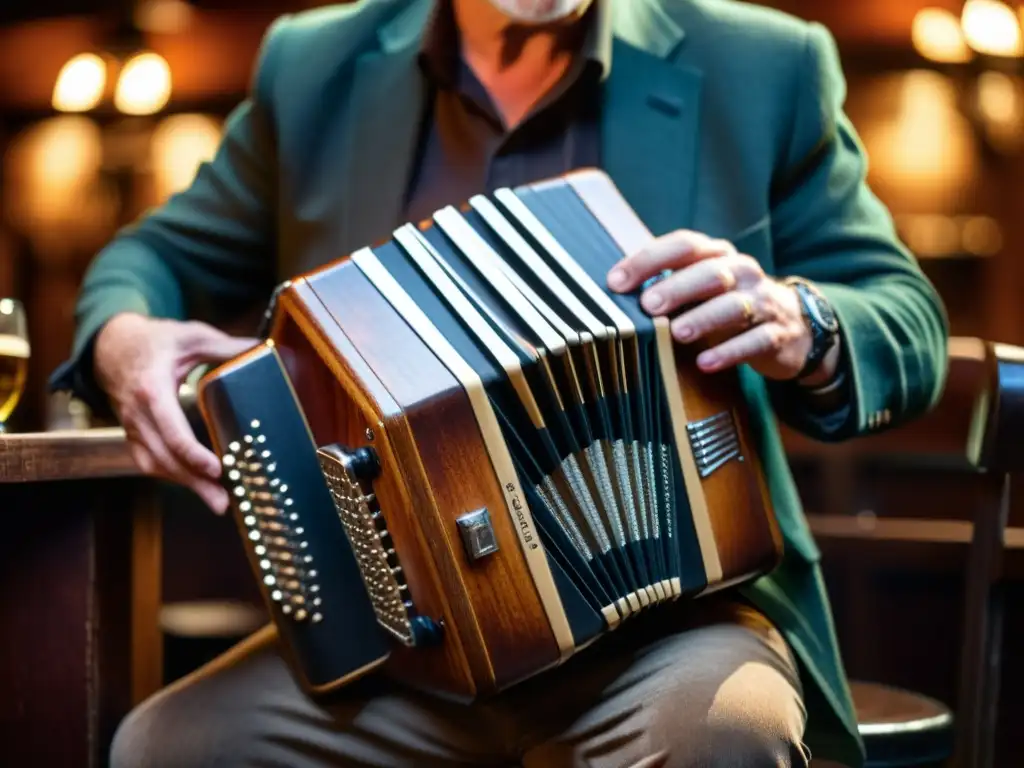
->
xmin=0 ymin=334 xmax=28 ymax=424
xmin=0 ymin=298 xmax=29 ymax=429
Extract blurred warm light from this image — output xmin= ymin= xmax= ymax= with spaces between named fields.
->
xmin=896 ymin=214 xmax=1003 ymax=258
xmin=961 ymin=0 xmax=1023 ymax=57
xmin=2 ymin=116 xmax=117 ymax=253
xmin=52 ymin=53 xmax=107 ymax=113
xmin=961 ymin=215 xmax=1004 ymax=255
xmin=861 ymin=71 xmax=976 ymax=212
xmin=135 ymin=0 xmax=194 ymax=34
xmin=24 ymin=117 xmax=103 ymax=194
xmin=899 ymin=213 xmax=961 ymax=256
xmin=114 ymin=52 xmax=172 ymax=115
xmin=975 ymin=70 xmax=1024 ymax=152
xmin=912 ymin=8 xmax=973 ymax=63
xmin=151 ymin=114 xmax=223 ymax=200
xmin=976 ymin=70 xmax=1022 ymax=124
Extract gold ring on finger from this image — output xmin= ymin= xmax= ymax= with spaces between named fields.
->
xmin=717 ymin=264 xmax=737 ymax=292
xmin=739 ymin=294 xmax=756 ymax=327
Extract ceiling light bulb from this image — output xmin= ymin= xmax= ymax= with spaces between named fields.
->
xmin=52 ymin=53 xmax=106 ymax=112
xmin=961 ymin=0 xmax=1023 ymax=57
xmin=912 ymin=8 xmax=973 ymax=63
xmin=114 ymin=52 xmax=172 ymax=116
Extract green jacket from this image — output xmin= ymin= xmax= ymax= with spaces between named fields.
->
xmin=53 ymin=1 xmax=949 ymax=764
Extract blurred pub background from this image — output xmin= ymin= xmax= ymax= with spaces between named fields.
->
xmin=2 ymin=0 xmax=1024 ymax=765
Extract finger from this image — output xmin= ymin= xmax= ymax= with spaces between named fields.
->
xmin=129 ymin=440 xmax=158 ymax=477
xmin=149 ymin=387 xmax=223 ymax=480
xmin=146 ymin=397 xmax=230 ymax=513
xmin=608 ymin=231 xmax=731 ymax=292
xmin=697 ymin=323 xmax=787 ymax=372
xmin=670 ymin=290 xmax=758 ymax=342
xmin=135 ymin=411 xmax=229 ymax=514
xmin=193 ymin=478 xmax=230 ymax=516
xmin=639 ymin=254 xmax=762 ymax=316
xmin=133 ymin=411 xmax=196 ymax=483
xmin=123 ymin=412 xmax=177 ymax=480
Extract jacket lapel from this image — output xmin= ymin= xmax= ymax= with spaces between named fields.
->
xmin=601 ymin=0 xmax=702 ymax=242
xmin=317 ymin=0 xmax=702 ymax=267
xmin=332 ymin=1 xmax=433 ymax=259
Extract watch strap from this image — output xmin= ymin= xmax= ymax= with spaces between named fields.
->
xmin=785 ymin=277 xmax=838 ymax=379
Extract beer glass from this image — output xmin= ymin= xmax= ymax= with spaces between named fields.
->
xmin=0 ymin=298 xmax=29 ymax=433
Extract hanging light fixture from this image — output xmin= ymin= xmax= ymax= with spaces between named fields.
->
xmin=910 ymin=1 xmax=1024 ymax=157
xmin=50 ymin=0 xmax=185 ymax=116
xmin=960 ymin=0 xmax=1023 ymax=57
xmin=914 ymin=1 xmax=1024 ymax=62
xmin=113 ymin=52 xmax=173 ymax=115
xmin=52 ymin=53 xmax=108 ymax=113
xmin=911 ymin=8 xmax=973 ymax=64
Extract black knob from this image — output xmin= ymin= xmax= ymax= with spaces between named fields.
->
xmin=350 ymin=447 xmax=380 ymax=481
xmin=409 ymin=616 xmax=444 ymax=647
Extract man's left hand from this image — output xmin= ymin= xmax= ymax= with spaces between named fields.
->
xmin=606 ymin=229 xmax=829 ymax=383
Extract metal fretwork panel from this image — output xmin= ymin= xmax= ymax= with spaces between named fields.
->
xmin=317 ymin=448 xmax=416 ymax=646
xmin=686 ymin=411 xmax=742 ymax=478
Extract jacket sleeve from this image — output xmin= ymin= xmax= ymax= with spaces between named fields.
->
xmin=765 ymin=21 xmax=950 ymax=441
xmin=49 ymin=15 xmax=292 ymax=416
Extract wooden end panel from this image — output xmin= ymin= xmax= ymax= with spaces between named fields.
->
xmin=564 ymin=169 xmax=782 ymax=584
xmin=673 ymin=354 xmax=782 ymax=582
xmin=270 ymin=281 xmax=477 ymax=700
xmin=305 ymin=262 xmax=562 ymax=694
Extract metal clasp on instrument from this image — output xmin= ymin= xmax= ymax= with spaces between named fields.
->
xmin=456 ymin=508 xmax=499 ymax=562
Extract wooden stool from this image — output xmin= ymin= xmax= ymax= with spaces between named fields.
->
xmin=796 ymin=339 xmax=1023 ymax=768
xmin=160 ymin=600 xmax=267 ymax=683
xmin=852 ymin=681 xmax=954 ymax=767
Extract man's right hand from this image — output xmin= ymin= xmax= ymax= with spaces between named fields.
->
xmin=93 ymin=313 xmax=258 ymax=514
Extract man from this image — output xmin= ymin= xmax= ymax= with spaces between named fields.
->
xmin=52 ymin=0 xmax=949 ymax=765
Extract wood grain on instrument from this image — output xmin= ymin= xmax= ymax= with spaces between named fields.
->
xmin=302 ymin=262 xmax=562 ymax=695
xmin=566 ymin=169 xmax=783 ymax=586
xmin=275 ymin=278 xmax=478 ymax=700
xmin=674 ymin=358 xmax=783 ymax=581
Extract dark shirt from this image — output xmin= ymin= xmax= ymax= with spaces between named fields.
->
xmin=402 ymin=0 xmax=607 ymax=226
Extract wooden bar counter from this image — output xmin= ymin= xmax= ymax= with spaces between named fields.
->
xmin=0 ymin=428 xmax=162 ymax=768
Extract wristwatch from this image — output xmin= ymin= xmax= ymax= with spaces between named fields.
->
xmin=783 ymin=277 xmax=840 ymax=379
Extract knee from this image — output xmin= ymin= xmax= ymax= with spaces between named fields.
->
xmin=110 ymin=687 xmax=228 ymax=768
xmin=686 ymin=662 xmax=810 ymax=767
xmin=109 ymin=698 xmax=161 ymax=768
xmin=691 ymin=721 xmax=809 ymax=767
xmin=110 ymin=693 xmax=185 ymax=768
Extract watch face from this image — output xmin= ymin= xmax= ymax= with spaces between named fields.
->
xmin=807 ymin=292 xmax=839 ymax=333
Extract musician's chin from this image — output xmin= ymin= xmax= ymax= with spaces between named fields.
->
xmin=486 ymin=0 xmax=593 ymax=25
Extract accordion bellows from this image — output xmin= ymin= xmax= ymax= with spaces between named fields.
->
xmin=198 ymin=169 xmax=783 ymax=701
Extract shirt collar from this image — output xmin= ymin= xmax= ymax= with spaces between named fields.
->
xmin=419 ymin=0 xmax=613 ymax=87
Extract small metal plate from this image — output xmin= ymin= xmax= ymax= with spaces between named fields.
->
xmin=456 ymin=508 xmax=499 ymax=562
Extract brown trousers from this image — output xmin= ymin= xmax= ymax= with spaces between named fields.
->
xmin=111 ymin=598 xmax=811 ymax=767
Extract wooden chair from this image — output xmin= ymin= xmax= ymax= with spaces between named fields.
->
xmin=792 ymin=338 xmax=1024 ymax=768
